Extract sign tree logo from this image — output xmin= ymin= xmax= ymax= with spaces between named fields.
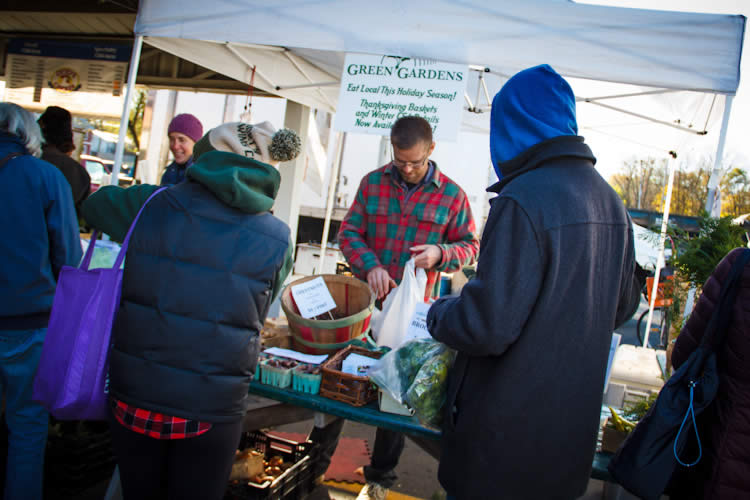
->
xmin=48 ymin=67 xmax=82 ymax=93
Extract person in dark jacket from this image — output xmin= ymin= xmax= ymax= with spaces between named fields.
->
xmin=0 ymin=102 xmax=83 ymax=500
xmin=426 ymin=65 xmax=638 ymax=500
xmin=82 ymin=121 xmax=301 ymax=500
xmin=160 ymin=113 xmax=203 ymax=185
xmin=37 ymin=106 xmax=91 ymax=214
xmin=670 ymin=248 xmax=750 ymax=500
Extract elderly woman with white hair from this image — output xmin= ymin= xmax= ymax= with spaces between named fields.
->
xmin=0 ymin=102 xmax=82 ymax=500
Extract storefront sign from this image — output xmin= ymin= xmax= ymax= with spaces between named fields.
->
xmin=336 ymin=53 xmax=468 ymax=141
xmin=5 ymin=39 xmax=130 ymax=118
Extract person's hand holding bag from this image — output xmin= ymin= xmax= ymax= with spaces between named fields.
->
xmin=371 ymin=257 xmax=428 ymax=349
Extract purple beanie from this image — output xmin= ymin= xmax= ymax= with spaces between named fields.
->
xmin=168 ymin=114 xmax=203 ymax=143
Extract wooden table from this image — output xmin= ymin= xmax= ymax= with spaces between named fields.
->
xmin=244 ymin=380 xmax=613 ymax=481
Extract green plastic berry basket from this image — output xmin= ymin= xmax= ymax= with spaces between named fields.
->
xmin=259 ymin=359 xmax=294 ymax=389
xmin=291 ymin=366 xmax=322 ymax=395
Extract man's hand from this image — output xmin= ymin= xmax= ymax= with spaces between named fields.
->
xmin=367 ymin=266 xmax=397 ymax=300
xmin=410 ymin=244 xmax=442 ymax=269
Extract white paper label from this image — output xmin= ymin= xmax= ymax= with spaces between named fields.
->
xmin=291 ymin=276 xmax=337 ymax=319
xmin=404 ymin=302 xmax=432 ymax=343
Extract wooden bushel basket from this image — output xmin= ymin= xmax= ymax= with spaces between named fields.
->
xmin=281 ymin=274 xmax=375 ymax=355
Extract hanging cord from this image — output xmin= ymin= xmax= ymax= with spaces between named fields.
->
xmin=242 ymin=65 xmax=257 ymax=121
xmin=674 ymin=380 xmax=703 ymax=467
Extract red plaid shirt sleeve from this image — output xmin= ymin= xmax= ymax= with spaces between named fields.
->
xmin=338 ymin=176 xmax=383 ymax=278
xmin=338 ymin=164 xmax=479 ymax=300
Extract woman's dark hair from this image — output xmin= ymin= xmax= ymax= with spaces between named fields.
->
xmin=38 ymin=106 xmax=75 ymax=154
xmin=390 ymin=116 xmax=433 ymax=150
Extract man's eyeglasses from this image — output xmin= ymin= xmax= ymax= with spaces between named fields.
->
xmin=391 ymin=149 xmax=429 ymax=169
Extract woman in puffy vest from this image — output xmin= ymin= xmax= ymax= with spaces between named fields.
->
xmin=82 ymin=121 xmax=300 ymax=500
xmin=671 ymin=248 xmax=750 ymax=500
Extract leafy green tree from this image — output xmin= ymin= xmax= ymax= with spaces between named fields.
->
xmin=721 ymin=167 xmax=750 ymax=217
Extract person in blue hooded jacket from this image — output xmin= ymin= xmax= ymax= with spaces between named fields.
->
xmin=426 ymin=65 xmax=638 ymax=499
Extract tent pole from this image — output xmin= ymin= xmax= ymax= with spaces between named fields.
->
xmin=705 ymin=95 xmax=734 ymax=216
xmin=111 ymin=35 xmax=143 ymax=186
xmin=642 ymin=152 xmax=678 ymax=349
xmin=318 ymin=131 xmax=346 ymax=274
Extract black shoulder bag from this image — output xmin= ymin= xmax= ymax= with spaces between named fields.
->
xmin=608 ymin=248 xmax=750 ymax=500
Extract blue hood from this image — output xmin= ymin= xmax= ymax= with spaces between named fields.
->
xmin=490 ymin=64 xmax=578 ymax=179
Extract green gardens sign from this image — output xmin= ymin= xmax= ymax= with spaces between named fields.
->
xmin=336 ymin=54 xmax=468 ymax=141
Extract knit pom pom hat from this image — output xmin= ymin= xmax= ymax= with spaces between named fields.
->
xmin=192 ymin=121 xmax=302 ymax=167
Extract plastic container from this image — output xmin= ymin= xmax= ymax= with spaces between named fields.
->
xmin=224 ymin=431 xmax=318 ymax=500
xmin=291 ymin=365 xmax=322 ymax=395
xmin=259 ymin=359 xmax=296 ymax=389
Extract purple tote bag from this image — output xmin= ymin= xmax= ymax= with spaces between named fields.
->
xmin=33 ymin=187 xmax=167 ymax=420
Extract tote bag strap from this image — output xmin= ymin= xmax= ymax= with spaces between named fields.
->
xmin=80 ymin=230 xmax=101 ymax=271
xmin=112 ymin=186 xmax=169 ymax=270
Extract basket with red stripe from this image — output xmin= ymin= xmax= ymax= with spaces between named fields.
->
xmin=280 ymin=274 xmax=375 ymax=355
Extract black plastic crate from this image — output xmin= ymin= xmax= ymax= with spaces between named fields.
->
xmin=224 ymin=431 xmax=318 ymax=500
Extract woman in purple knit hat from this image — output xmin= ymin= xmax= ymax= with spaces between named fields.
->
xmin=160 ymin=113 xmax=203 ymax=185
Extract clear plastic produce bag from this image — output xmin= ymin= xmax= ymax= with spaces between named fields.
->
xmin=369 ymin=338 xmax=455 ymax=428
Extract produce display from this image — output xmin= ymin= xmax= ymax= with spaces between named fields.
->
xmin=229 ymin=449 xmax=293 ymax=485
xmin=370 ymin=338 xmax=455 ymax=428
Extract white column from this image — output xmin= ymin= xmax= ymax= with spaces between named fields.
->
xmin=274 ymin=101 xmax=310 ymax=245
xmin=705 ymin=95 xmax=734 ymax=216
xmin=111 ymin=35 xmax=143 ymax=186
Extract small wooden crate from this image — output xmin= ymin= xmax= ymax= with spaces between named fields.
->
xmin=319 ymin=346 xmax=382 ymax=407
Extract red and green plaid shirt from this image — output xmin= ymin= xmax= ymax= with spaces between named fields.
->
xmin=112 ymin=398 xmax=212 ymax=440
xmin=338 ymin=162 xmax=479 ymax=300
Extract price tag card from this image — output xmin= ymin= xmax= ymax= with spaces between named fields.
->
xmin=404 ymin=302 xmax=432 ymax=343
xmin=291 ymin=277 xmax=337 ymax=319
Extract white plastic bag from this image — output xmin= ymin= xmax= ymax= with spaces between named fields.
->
xmin=371 ymin=258 xmax=427 ymax=348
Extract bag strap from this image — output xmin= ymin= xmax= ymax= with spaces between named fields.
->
xmin=696 ymin=248 xmax=750 ymax=353
xmin=0 ymin=152 xmax=22 ymax=172
xmin=112 ymin=187 xmax=169 ymax=270
xmin=674 ymin=249 xmax=750 ymax=467
xmin=80 ymin=230 xmax=101 ymax=270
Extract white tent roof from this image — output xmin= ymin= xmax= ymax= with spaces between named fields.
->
xmin=135 ymin=0 xmax=745 ymax=114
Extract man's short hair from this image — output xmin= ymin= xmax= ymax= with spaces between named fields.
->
xmin=390 ymin=116 xmax=433 ymax=149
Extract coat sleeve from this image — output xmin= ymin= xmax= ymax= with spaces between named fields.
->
xmin=81 ymin=184 xmax=160 ymax=243
xmin=337 ymin=178 xmax=382 ymax=279
xmin=613 ymin=221 xmax=639 ymax=329
xmin=435 ymin=190 xmax=480 ymax=273
xmin=46 ymin=176 xmax=83 ymax=278
xmin=271 ymin=237 xmax=294 ymax=302
xmin=672 ymin=249 xmax=738 ymax=370
xmin=427 ymin=197 xmax=543 ymax=357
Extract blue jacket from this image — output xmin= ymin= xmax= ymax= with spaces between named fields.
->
xmin=0 ymin=133 xmax=82 ymax=329
xmin=160 ymin=157 xmax=193 ymax=186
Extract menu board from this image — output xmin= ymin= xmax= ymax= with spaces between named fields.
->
xmin=5 ymin=39 xmax=130 ymax=118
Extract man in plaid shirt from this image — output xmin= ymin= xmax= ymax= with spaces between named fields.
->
xmin=312 ymin=116 xmax=478 ymax=500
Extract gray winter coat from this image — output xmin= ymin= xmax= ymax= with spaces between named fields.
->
xmin=427 ymin=136 xmax=637 ymax=500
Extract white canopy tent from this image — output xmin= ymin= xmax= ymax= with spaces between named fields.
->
xmin=124 ymin=0 xmax=745 ymax=206
xmin=111 ymin=0 xmax=744 ymax=346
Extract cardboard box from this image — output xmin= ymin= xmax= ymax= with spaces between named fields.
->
xmin=378 ymin=389 xmax=414 ymax=416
